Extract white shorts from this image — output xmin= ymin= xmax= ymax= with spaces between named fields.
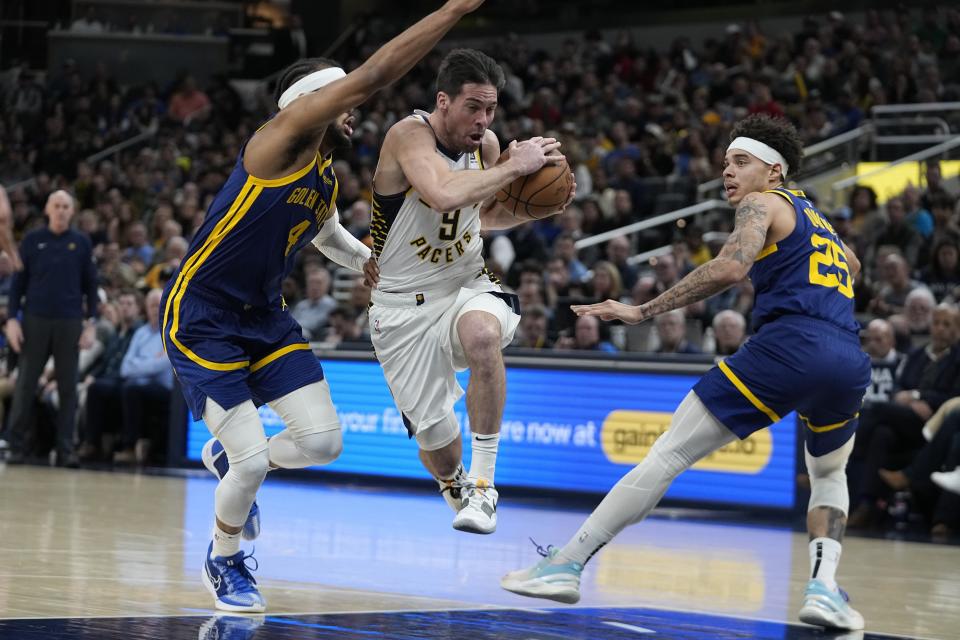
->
xmin=369 ymin=279 xmax=521 ymax=450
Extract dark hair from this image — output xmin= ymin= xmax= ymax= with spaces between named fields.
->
xmin=849 ymin=185 xmax=878 ymax=211
xmin=273 ymin=57 xmax=342 ymax=106
xmin=930 ymin=233 xmax=960 ymax=277
xmin=435 ymin=48 xmax=505 ymax=98
xmin=729 ymin=115 xmax=803 ymax=179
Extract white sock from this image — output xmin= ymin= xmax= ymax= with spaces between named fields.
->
xmin=211 ymin=523 xmax=241 ymax=559
xmin=468 ymin=432 xmax=500 ymax=484
xmin=809 ymin=537 xmax=841 ymax=589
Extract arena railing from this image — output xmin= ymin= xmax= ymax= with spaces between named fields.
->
xmin=831 ymin=134 xmax=960 ymax=208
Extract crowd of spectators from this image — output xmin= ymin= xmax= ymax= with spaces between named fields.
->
xmin=0 ymin=5 xmax=959 ymax=533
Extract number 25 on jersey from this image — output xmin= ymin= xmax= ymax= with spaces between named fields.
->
xmin=808 ymin=234 xmax=853 ymax=298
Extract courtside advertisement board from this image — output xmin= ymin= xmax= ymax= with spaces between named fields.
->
xmin=185 ymin=358 xmax=797 ymax=508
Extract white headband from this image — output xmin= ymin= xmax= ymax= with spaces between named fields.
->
xmin=277 ymin=67 xmax=346 ymax=110
xmin=727 ymin=136 xmax=789 ymax=178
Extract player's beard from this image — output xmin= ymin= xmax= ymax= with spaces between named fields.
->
xmin=328 ymin=126 xmax=353 ymax=154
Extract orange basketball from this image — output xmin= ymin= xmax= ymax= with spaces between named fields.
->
xmin=495 ymin=156 xmax=572 ymax=220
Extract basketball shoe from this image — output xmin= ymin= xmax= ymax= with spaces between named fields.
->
xmin=798 ymin=579 xmax=865 ymax=630
xmin=932 ymin=468 xmax=960 ymax=495
xmin=202 ymin=542 xmax=266 ymax=613
xmin=501 ymin=541 xmax=583 ymax=604
xmin=202 ymin=438 xmax=260 ymax=540
xmin=198 ymin=613 xmax=265 ymax=639
xmin=437 ymin=463 xmax=468 ymax=513
xmin=452 ymin=478 xmax=498 ymax=534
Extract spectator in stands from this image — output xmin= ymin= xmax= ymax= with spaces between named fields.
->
xmin=123 ymin=222 xmax=155 ymax=268
xmin=555 ymin=314 xmax=617 ymax=353
xmin=709 ymin=309 xmax=746 ymax=356
xmin=902 ymin=186 xmax=934 ymax=240
xmin=849 ymin=303 xmax=960 ymax=528
xmin=654 ymin=309 xmax=701 ymax=355
xmin=4 ymin=191 xmax=98 ymax=467
xmin=144 ymin=236 xmax=188 ymax=290
xmin=683 ymin=224 xmax=712 ymax=266
xmin=605 ymin=236 xmax=639 ymax=291
xmin=588 ymin=261 xmax=623 ymax=303
xmin=873 ymin=197 xmax=922 ymax=267
xmin=114 ymin=289 xmax=172 ymax=465
xmin=920 ymin=235 xmax=960 ymax=302
xmin=552 ymin=233 xmax=589 ymax=284
xmin=324 ymin=307 xmax=370 ymax=350
xmin=167 ymin=75 xmax=211 ymax=123
xmin=292 ymin=268 xmax=337 ymax=340
xmin=892 ymin=287 xmax=936 ymax=338
xmin=879 ymin=407 xmax=960 ymax=537
xmin=868 ymin=253 xmax=921 ymax=317
xmin=861 ymin=318 xmax=902 ymax=408
xmin=848 ymin=185 xmax=880 ymax=236
xmin=77 ymin=290 xmax=143 ymax=462
xmin=512 ymin=305 xmax=551 ymax=350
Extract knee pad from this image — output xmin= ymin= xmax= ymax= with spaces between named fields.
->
xmin=294 ymin=429 xmax=343 ymax=465
xmin=415 ymin=412 xmax=461 ymax=452
xmin=806 ymin=437 xmax=854 ymax=514
xmin=215 ymin=448 xmax=270 ymax=527
xmin=203 ymin=398 xmax=268 ymax=463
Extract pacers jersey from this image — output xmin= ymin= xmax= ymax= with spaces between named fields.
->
xmin=166 ymin=148 xmax=338 ymax=312
xmin=749 ymin=187 xmax=859 ymax=334
xmin=371 ymin=110 xmax=487 ymax=293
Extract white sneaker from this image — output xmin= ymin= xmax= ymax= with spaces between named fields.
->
xmin=452 ymin=478 xmax=498 ymax=534
xmin=501 ymin=544 xmax=583 ymax=604
xmin=931 ymin=469 xmax=960 ymax=495
xmin=798 ymin=579 xmax=865 ymax=630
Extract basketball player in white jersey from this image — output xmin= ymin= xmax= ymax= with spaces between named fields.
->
xmin=367 ymin=48 xmax=576 ymax=534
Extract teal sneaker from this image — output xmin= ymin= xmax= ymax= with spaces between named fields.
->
xmin=798 ymin=579 xmax=865 ymax=630
xmin=501 ymin=540 xmax=583 ymax=604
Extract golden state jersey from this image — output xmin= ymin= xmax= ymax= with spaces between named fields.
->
xmin=371 ymin=110 xmax=487 ymax=293
xmin=166 ymin=147 xmax=338 ymax=312
xmin=749 ymin=187 xmax=859 ymax=334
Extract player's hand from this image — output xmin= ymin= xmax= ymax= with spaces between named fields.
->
xmin=5 ymin=318 xmax=23 ymax=353
xmin=571 ymin=299 xmax=646 ymax=324
xmin=446 ymin=0 xmax=485 ymax=15
xmin=508 ymin=139 xmax=565 ymax=176
xmin=362 ymin=256 xmax=380 ymax=288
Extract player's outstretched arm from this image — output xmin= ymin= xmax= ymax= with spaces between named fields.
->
xmin=573 ymin=192 xmax=776 ymax=324
xmin=248 ymin=1 xmax=485 ymax=178
xmin=391 ymin=126 xmax=561 ymax=213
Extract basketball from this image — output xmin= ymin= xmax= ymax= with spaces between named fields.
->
xmin=495 ymin=155 xmax=572 ymax=220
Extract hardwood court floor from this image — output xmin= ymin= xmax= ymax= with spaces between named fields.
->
xmin=0 ymin=465 xmax=957 ymax=639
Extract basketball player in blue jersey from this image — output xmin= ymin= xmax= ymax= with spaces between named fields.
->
xmin=160 ymin=0 xmax=487 ymax=613
xmin=365 ymin=48 xmax=575 ymax=535
xmin=502 ymin=115 xmax=871 ymax=631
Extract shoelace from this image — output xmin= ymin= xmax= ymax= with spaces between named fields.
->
xmin=838 ymin=587 xmax=850 ymax=603
xmin=529 ymin=537 xmax=556 ymax=559
xmin=220 ymin=549 xmax=260 ymax=593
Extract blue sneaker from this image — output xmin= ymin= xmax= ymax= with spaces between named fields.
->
xmin=202 ymin=542 xmax=266 ymax=612
xmin=202 ymin=438 xmax=261 ymax=540
xmin=798 ymin=579 xmax=865 ymax=630
xmin=501 ymin=540 xmax=583 ymax=604
xmin=197 ymin=613 xmax=265 ymax=639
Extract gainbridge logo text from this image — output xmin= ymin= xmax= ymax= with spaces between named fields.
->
xmin=600 ymin=411 xmax=772 ymax=473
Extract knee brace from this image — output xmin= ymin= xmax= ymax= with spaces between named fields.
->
xmin=806 ymin=436 xmax=854 ymax=515
xmin=415 ymin=412 xmax=461 ymax=452
xmin=294 ymin=428 xmax=343 ymax=465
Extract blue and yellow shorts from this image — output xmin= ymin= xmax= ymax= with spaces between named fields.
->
xmin=161 ymin=286 xmax=324 ymax=419
xmin=694 ymin=315 xmax=871 ymax=456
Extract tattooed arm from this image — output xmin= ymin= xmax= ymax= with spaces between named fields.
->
xmin=572 ymin=192 xmax=778 ymax=324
